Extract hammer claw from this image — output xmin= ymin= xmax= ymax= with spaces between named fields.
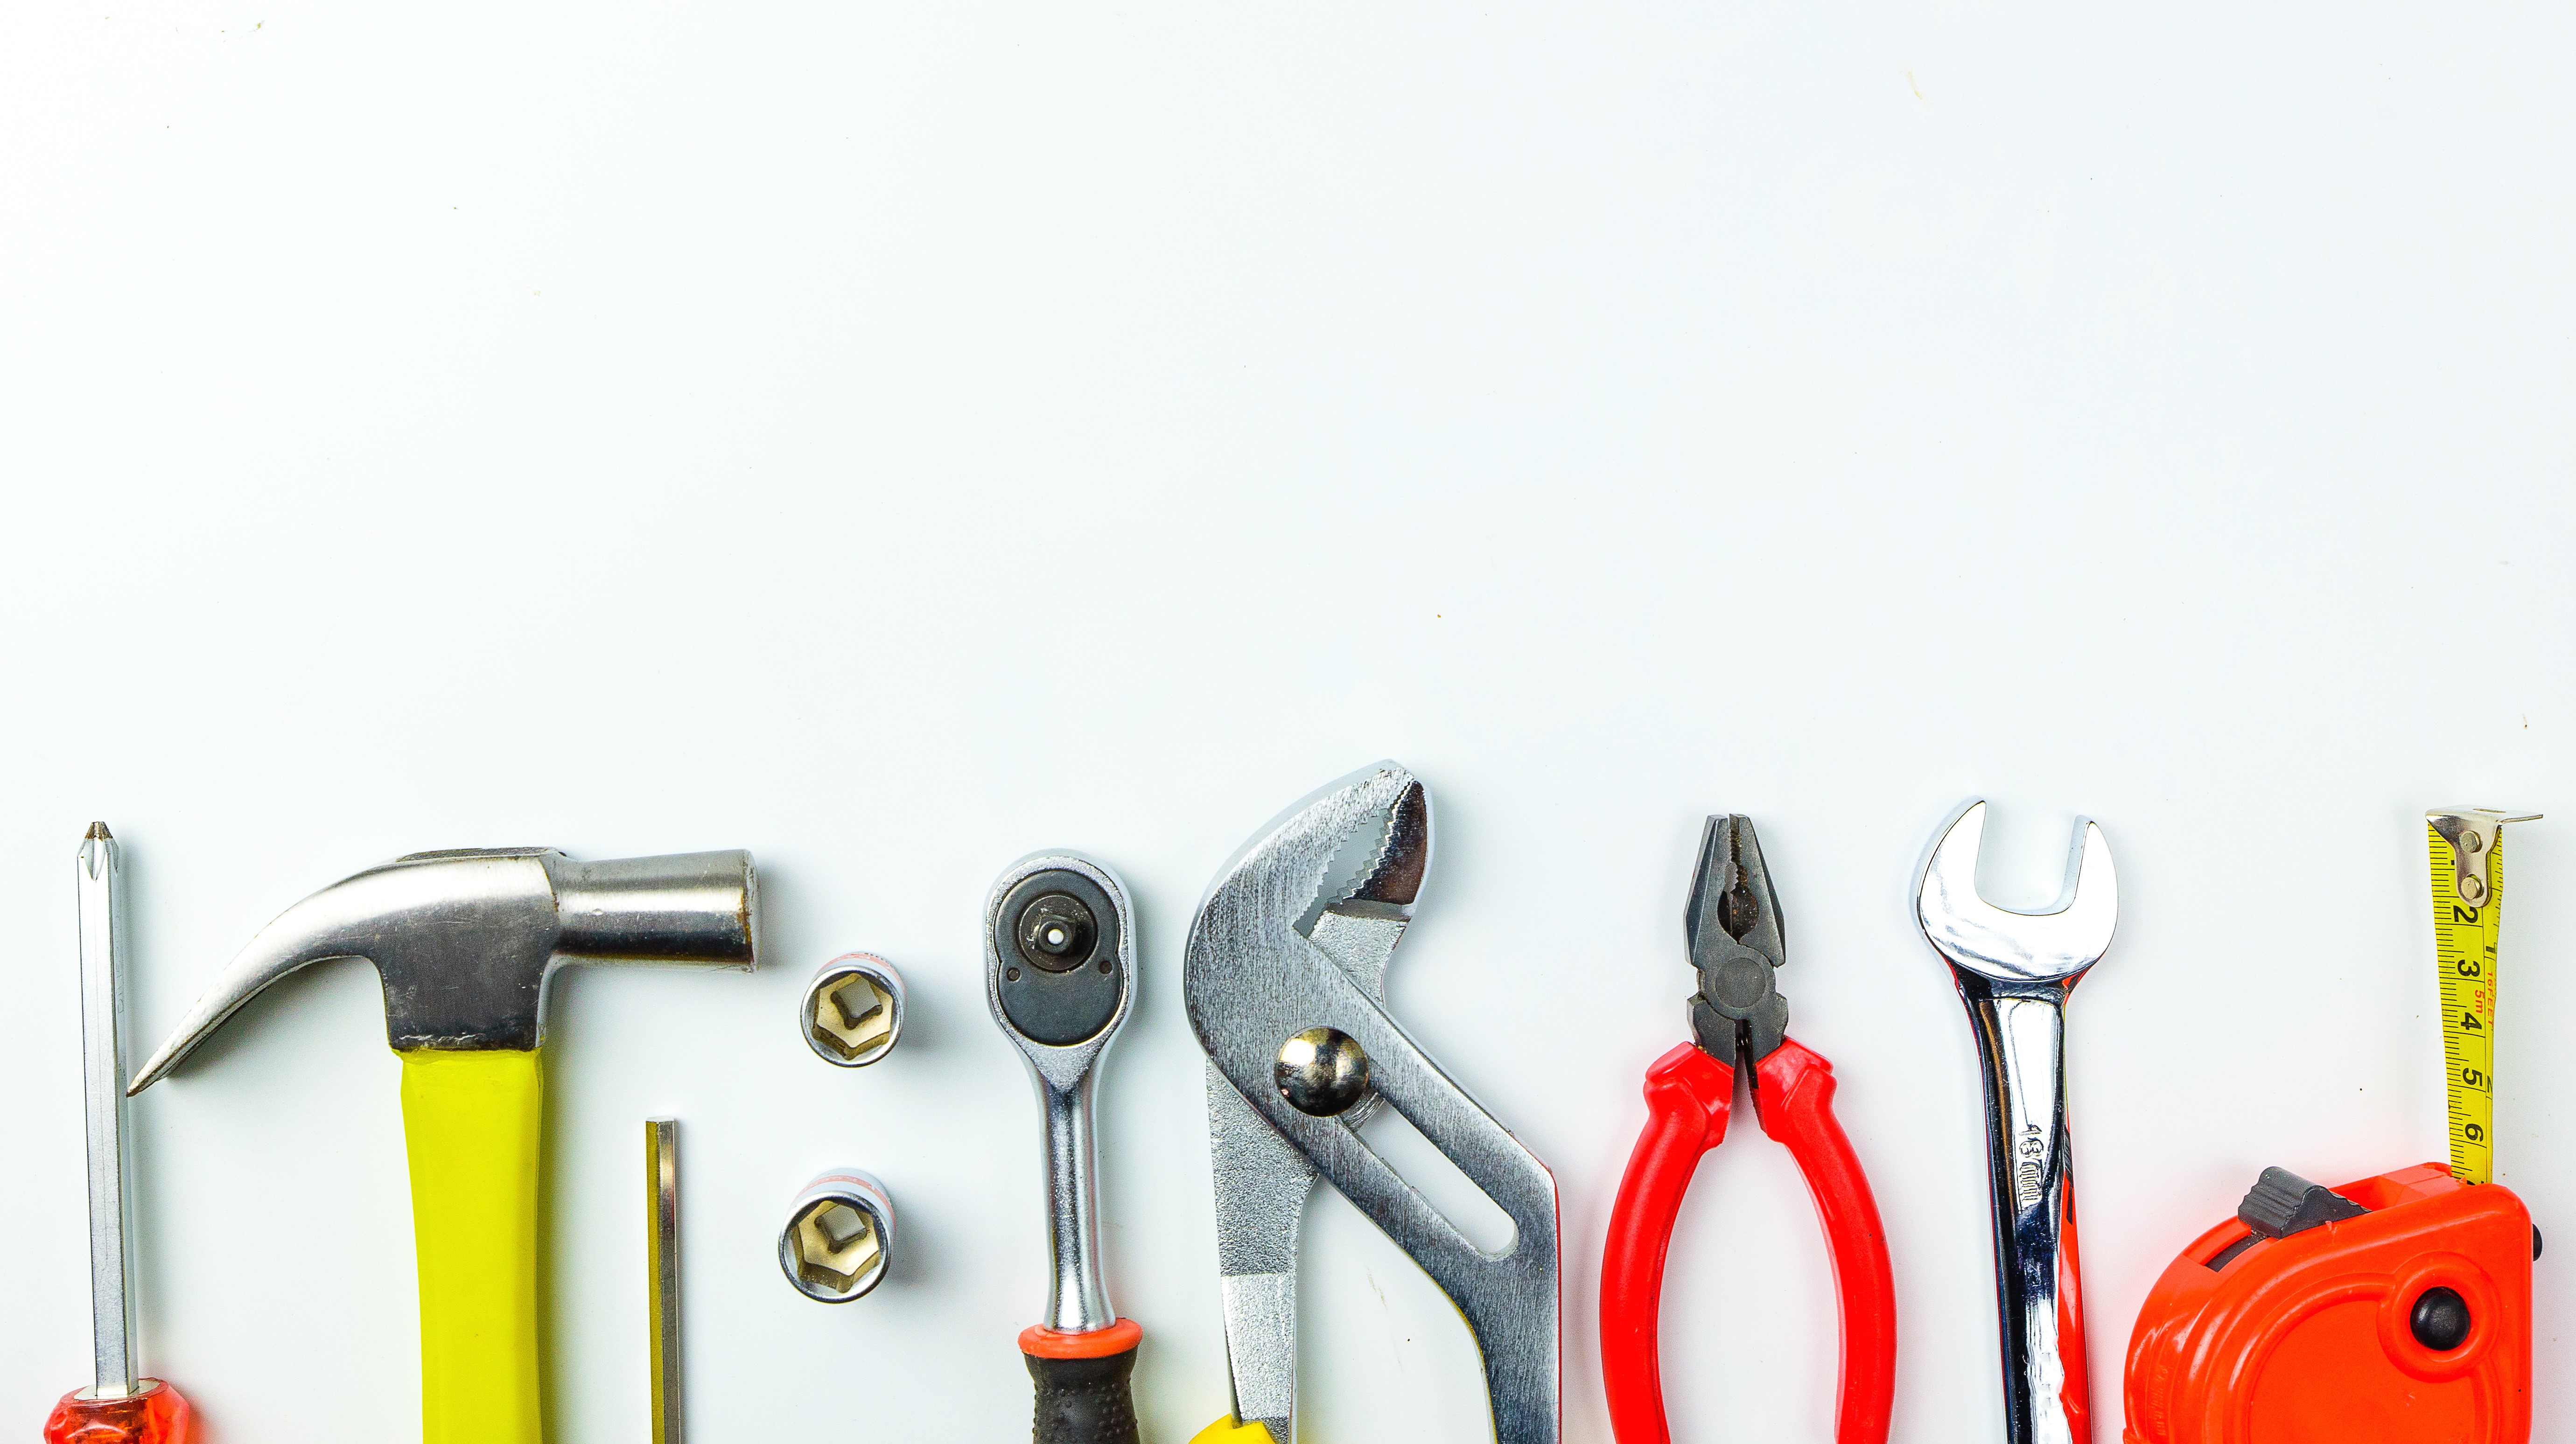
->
xmin=126 ymin=916 xmax=375 ymax=1095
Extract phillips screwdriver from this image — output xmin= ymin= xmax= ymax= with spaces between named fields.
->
xmin=46 ymin=823 xmax=195 ymax=1444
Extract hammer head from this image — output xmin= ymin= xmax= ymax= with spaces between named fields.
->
xmin=129 ymin=848 xmax=756 ymax=1092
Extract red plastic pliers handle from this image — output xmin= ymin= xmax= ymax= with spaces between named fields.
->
xmin=1600 ymin=1039 xmax=1896 ymax=1444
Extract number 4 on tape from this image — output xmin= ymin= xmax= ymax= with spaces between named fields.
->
xmin=2427 ymin=808 xmax=2539 ymax=1188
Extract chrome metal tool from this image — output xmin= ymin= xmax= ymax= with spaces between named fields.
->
xmin=799 ymin=953 xmax=906 ymax=1068
xmin=1914 ymin=801 xmax=2119 ymax=1444
xmin=1185 ymin=762 xmax=1561 ymax=1444
xmin=46 ymin=823 xmax=194 ymax=1443
xmin=985 ymin=851 xmax=1142 ymax=1444
xmin=778 ymin=1168 xmax=897 ymax=1303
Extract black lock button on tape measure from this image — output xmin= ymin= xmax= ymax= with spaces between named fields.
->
xmin=2120 ymin=808 xmax=2542 ymax=1444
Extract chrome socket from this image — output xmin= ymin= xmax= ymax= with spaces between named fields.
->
xmin=779 ymin=1168 xmax=898 ymax=1302
xmin=799 ymin=953 xmax=905 ymax=1067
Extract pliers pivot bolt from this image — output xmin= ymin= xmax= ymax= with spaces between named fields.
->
xmin=1601 ymin=816 xmax=1897 ymax=1444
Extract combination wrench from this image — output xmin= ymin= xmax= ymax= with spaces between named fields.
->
xmin=1915 ymin=801 xmax=2119 ymax=1444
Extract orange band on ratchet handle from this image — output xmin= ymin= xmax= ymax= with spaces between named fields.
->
xmin=1021 ymin=1318 xmax=1144 ymax=1359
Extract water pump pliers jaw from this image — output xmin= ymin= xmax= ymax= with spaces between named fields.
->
xmin=1599 ymin=816 xmax=1897 ymax=1444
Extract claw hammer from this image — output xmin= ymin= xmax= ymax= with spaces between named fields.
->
xmin=127 ymin=847 xmax=758 ymax=1444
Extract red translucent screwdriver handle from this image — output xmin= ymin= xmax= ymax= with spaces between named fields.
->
xmin=43 ymin=1381 xmax=194 ymax=1444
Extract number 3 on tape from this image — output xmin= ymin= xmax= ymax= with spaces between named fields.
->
xmin=2428 ymin=808 xmax=2539 ymax=1187
xmin=2119 ymin=808 xmax=2543 ymax=1444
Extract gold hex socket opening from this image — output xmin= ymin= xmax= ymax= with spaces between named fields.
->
xmin=801 ymin=954 xmax=904 ymax=1067
xmin=778 ymin=1171 xmax=896 ymax=1303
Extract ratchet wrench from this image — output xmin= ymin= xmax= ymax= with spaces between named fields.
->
xmin=986 ymin=852 xmax=1142 ymax=1444
xmin=1914 ymin=801 xmax=2118 ymax=1444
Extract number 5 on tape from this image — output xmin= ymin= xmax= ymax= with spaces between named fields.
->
xmin=2429 ymin=808 xmax=2539 ymax=1187
xmin=2118 ymin=809 xmax=2541 ymax=1444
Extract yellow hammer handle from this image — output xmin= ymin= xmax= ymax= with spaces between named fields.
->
xmin=401 ymin=1049 xmax=546 ymax=1444
xmin=1190 ymin=1418 xmax=1280 ymax=1443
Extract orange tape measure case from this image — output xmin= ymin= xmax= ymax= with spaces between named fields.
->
xmin=2122 ymin=1163 xmax=2533 ymax=1444
xmin=2122 ymin=810 xmax=2541 ymax=1444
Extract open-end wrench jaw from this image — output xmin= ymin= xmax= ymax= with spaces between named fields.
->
xmin=1914 ymin=800 xmax=2118 ymax=988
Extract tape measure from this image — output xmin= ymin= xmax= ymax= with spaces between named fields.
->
xmin=2121 ymin=809 xmax=2547 ymax=1444
xmin=2426 ymin=808 xmax=2540 ymax=1187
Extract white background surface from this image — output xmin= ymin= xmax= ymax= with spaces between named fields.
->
xmin=3 ymin=5 xmax=2571 ymax=1441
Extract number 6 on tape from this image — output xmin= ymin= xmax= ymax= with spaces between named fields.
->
xmin=2119 ymin=809 xmax=2541 ymax=1444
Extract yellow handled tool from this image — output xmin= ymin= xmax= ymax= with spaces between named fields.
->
xmin=2426 ymin=808 xmax=2540 ymax=1186
xmin=404 ymin=1051 xmax=546 ymax=1442
xmin=129 ymin=848 xmax=757 ymax=1444
xmin=1190 ymin=1420 xmax=1280 ymax=1443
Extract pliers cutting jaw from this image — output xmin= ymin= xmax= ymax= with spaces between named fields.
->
xmin=1686 ymin=815 xmax=1790 ymax=1073
xmin=1186 ymin=762 xmax=1561 ymax=1444
xmin=1601 ymin=816 xmax=1896 ymax=1444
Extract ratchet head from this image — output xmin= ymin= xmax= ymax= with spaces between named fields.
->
xmin=1913 ymin=800 xmax=2117 ymax=985
xmin=985 ymin=852 xmax=1137 ymax=1068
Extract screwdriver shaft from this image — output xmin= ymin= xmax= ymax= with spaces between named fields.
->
xmin=77 ymin=822 xmax=136 ymax=1399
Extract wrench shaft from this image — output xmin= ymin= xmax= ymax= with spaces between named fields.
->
xmin=1960 ymin=979 xmax=2089 ymax=1444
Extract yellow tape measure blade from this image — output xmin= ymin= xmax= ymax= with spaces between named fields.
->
xmin=2426 ymin=809 xmax=2539 ymax=1186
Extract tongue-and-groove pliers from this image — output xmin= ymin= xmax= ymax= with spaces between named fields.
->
xmin=1186 ymin=762 xmax=1562 ymax=1444
xmin=1600 ymin=816 xmax=1897 ymax=1444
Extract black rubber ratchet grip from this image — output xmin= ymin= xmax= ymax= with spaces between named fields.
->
xmin=1025 ymin=1344 xmax=1141 ymax=1444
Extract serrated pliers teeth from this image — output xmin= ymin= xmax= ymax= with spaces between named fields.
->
xmin=1188 ymin=763 xmax=1561 ymax=1444
xmin=1686 ymin=815 xmax=1791 ymax=1068
xmin=1602 ymin=814 xmax=1895 ymax=1444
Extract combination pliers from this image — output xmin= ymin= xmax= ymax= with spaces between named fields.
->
xmin=1600 ymin=816 xmax=1897 ymax=1444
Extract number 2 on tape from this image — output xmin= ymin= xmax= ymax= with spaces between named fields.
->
xmin=2427 ymin=808 xmax=2539 ymax=1187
